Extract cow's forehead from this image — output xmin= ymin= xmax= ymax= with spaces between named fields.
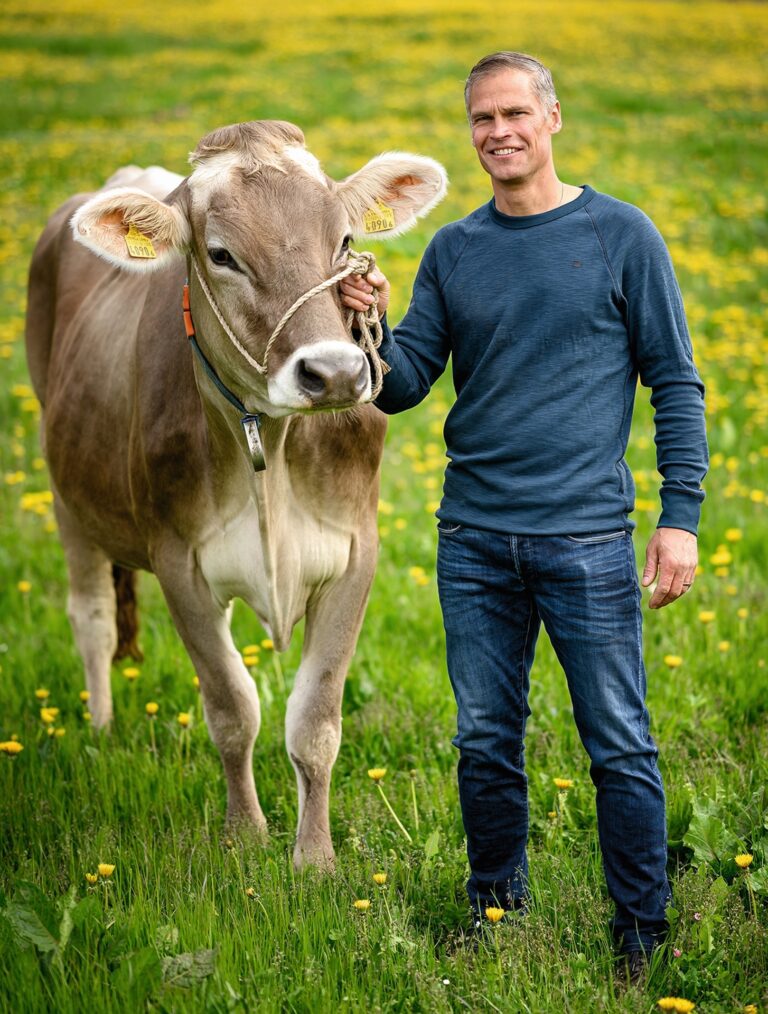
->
xmin=187 ymin=144 xmax=330 ymax=207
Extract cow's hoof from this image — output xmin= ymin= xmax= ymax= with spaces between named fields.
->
xmin=293 ymin=841 xmax=336 ymax=873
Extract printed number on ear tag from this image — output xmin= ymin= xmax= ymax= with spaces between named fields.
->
xmin=124 ymin=223 xmax=157 ymax=259
xmin=363 ymin=200 xmax=396 ymax=235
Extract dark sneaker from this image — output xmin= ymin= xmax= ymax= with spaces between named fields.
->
xmin=616 ymin=949 xmax=651 ymax=988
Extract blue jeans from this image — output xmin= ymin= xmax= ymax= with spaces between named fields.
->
xmin=436 ymin=523 xmax=670 ymax=953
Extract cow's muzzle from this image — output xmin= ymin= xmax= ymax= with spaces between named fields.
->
xmin=296 ymin=346 xmax=370 ymax=406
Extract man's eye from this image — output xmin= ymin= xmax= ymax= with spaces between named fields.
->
xmin=208 ymin=247 xmax=237 ymax=269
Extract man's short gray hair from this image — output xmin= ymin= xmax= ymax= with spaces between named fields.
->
xmin=464 ymin=52 xmax=558 ymax=115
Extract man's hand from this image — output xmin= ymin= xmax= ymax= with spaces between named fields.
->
xmin=340 ymin=268 xmax=391 ymax=317
xmin=642 ymin=527 xmax=698 ymax=609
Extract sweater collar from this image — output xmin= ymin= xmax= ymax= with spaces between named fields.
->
xmin=489 ymin=185 xmax=595 ymax=229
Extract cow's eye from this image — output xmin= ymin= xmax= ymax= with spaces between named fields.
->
xmin=208 ymin=247 xmax=237 ymax=269
xmin=336 ymin=235 xmax=351 ymax=262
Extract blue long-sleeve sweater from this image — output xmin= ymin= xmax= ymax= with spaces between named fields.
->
xmin=376 ymin=185 xmax=708 ymax=536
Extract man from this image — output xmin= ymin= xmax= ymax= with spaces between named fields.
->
xmin=341 ymin=52 xmax=707 ymax=976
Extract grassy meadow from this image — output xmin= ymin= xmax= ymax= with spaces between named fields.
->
xmin=1 ymin=1 xmax=767 ymax=1010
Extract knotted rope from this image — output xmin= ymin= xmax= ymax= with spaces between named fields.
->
xmin=190 ymin=249 xmax=390 ymax=400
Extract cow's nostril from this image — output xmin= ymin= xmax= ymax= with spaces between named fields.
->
xmin=297 ymin=358 xmax=328 ymax=398
xmin=353 ymin=359 xmax=368 ymax=397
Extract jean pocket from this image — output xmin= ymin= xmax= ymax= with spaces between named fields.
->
xmin=565 ymin=530 xmax=626 ymax=545
xmin=437 ymin=520 xmax=463 ymax=536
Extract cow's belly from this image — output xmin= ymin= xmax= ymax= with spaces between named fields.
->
xmin=197 ymin=501 xmax=353 ymax=649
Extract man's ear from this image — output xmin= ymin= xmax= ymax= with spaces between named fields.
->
xmin=336 ymin=153 xmax=447 ymax=241
xmin=70 ymin=184 xmax=190 ymax=272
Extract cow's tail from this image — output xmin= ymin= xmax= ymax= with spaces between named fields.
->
xmin=112 ymin=565 xmax=143 ymax=662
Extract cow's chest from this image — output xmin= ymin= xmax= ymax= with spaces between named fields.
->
xmin=196 ymin=497 xmax=354 ymax=649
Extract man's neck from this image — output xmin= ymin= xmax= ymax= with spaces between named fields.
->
xmin=492 ymin=174 xmax=564 ymax=217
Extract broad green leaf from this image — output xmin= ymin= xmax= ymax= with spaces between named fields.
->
xmin=4 ymin=902 xmax=59 ymax=954
xmin=684 ymin=801 xmax=733 ymax=867
xmin=424 ymin=829 xmax=440 ymax=860
xmin=162 ymin=947 xmax=217 ymax=988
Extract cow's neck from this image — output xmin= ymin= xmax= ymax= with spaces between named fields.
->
xmin=199 ymin=391 xmax=298 ymax=645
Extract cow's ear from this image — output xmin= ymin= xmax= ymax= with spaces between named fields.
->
xmin=71 ymin=186 xmax=190 ymax=272
xmin=336 ymin=153 xmax=447 ymax=241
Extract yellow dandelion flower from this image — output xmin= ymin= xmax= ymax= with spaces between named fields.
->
xmin=261 ymin=638 xmax=274 ymax=650
xmin=674 ymin=1001 xmax=695 ymax=1014
xmin=553 ymin=778 xmax=573 ymax=790
xmin=367 ymin=768 xmax=387 ymax=781
xmin=123 ymin=667 xmax=140 ymax=681
xmin=54 ymin=728 xmax=66 ymax=738
xmin=484 ymin=907 xmax=505 ymax=923
xmin=145 ymin=702 xmax=159 ymax=717
xmin=548 ymin=811 xmax=557 ymax=819
xmin=698 ymin=610 xmax=715 ymax=624
xmin=0 ymin=741 xmax=24 ymax=755
xmin=373 ymin=872 xmax=387 ymax=885
xmin=735 ymin=854 xmax=753 ymax=868
xmin=245 ymin=887 xmax=255 ymax=897
xmin=743 ymin=1005 xmax=757 ymax=1014
xmin=709 ymin=549 xmax=732 ymax=566
xmin=718 ymin=641 xmax=731 ymax=652
xmin=177 ymin=712 xmax=191 ymax=728
xmin=97 ymin=863 xmax=115 ymax=877
xmin=79 ymin=690 xmax=90 ymax=702
xmin=394 ymin=518 xmax=408 ymax=530
xmin=192 ymin=675 xmax=200 ymax=689
xmin=83 ymin=712 xmax=92 ymax=722
xmin=17 ymin=580 xmax=31 ymax=594
xmin=353 ymin=899 xmax=371 ymax=911
xmin=85 ymin=873 xmax=98 ymax=885
xmin=663 ymin=654 xmax=683 ymax=668
xmin=737 ymin=607 xmax=749 ymax=619
xmin=242 ymin=645 xmax=260 ymax=655
xmin=243 ymin=655 xmax=259 ymax=667
xmin=657 ymin=1001 xmax=677 ymax=1012
xmin=40 ymin=707 xmax=59 ymax=724
xmin=725 ymin=528 xmax=742 ymax=542
xmin=34 ymin=688 xmax=50 ymax=700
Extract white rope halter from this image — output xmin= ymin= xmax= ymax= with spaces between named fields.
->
xmin=190 ymin=249 xmax=390 ymax=399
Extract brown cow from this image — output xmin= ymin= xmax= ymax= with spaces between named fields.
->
xmin=26 ymin=120 xmax=446 ymax=868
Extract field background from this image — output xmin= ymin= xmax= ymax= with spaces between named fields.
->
xmin=1 ymin=1 xmax=767 ymax=1011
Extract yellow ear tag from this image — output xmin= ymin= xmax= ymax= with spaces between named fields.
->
xmin=124 ymin=223 xmax=156 ymax=259
xmin=363 ymin=200 xmax=396 ymax=235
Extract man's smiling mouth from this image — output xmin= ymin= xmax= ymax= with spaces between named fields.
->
xmin=490 ymin=147 xmax=522 ymax=156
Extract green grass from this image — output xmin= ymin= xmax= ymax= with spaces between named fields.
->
xmin=1 ymin=1 xmax=767 ymax=1010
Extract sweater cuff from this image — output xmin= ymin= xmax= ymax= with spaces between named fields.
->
xmin=658 ymin=490 xmax=702 ymax=537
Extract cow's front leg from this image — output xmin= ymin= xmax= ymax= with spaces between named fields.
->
xmin=286 ymin=540 xmax=377 ymax=870
xmin=155 ymin=553 xmax=267 ymax=834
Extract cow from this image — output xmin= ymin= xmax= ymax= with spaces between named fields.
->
xmin=26 ymin=120 xmax=447 ymax=868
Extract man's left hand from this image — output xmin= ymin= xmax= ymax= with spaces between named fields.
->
xmin=642 ymin=527 xmax=698 ymax=609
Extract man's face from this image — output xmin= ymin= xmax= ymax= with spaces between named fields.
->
xmin=468 ymin=68 xmax=561 ymax=187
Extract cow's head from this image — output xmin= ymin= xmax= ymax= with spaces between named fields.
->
xmin=71 ymin=120 xmax=447 ymax=416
